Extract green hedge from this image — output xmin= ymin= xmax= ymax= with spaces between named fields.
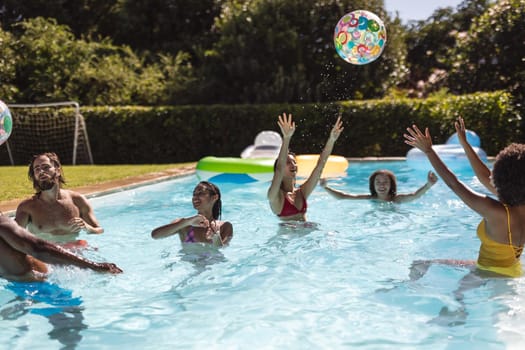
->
xmin=337 ymin=91 xmax=522 ymax=157
xmin=0 ymin=91 xmax=520 ymax=164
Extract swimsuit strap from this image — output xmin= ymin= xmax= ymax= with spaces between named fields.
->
xmin=184 ymin=227 xmax=195 ymax=243
xmin=503 ymin=204 xmax=513 ymax=246
xmin=503 ymin=204 xmax=523 ymax=258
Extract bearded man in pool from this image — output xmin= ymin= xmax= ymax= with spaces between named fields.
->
xmin=0 ymin=213 xmax=122 ymax=282
xmin=15 ymin=153 xmax=103 ymax=246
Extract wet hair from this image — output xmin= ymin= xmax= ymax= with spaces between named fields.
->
xmin=273 ymin=151 xmax=296 ymax=171
xmin=195 ymin=181 xmax=222 ymax=219
xmin=28 ymin=152 xmax=66 ymax=192
xmin=369 ymin=169 xmax=397 ymax=198
xmin=492 ymin=143 xmax=525 ymax=206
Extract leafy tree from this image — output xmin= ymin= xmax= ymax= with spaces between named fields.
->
xmin=1 ymin=1 xmax=409 ymax=105
xmin=0 ymin=0 xmax=118 ymax=37
xmin=403 ymin=0 xmax=490 ymax=95
xmin=0 ymin=28 xmax=18 ymax=100
xmin=159 ymin=51 xmax=200 ymax=105
xmin=10 ymin=17 xmax=166 ymax=105
xmin=447 ymin=0 xmax=525 ymax=96
xmin=196 ymin=0 xmax=406 ymax=104
xmin=12 ymin=17 xmax=86 ymax=102
xmin=11 ymin=0 xmax=521 ymax=109
xmin=96 ymin=0 xmax=221 ymax=56
xmin=66 ymin=42 xmax=167 ymax=105
xmin=0 ymin=0 xmax=219 ymax=59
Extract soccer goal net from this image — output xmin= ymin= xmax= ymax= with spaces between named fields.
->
xmin=0 ymin=101 xmax=94 ymax=165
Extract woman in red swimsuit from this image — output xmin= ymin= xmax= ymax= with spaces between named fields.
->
xmin=267 ymin=112 xmax=343 ymax=221
xmin=151 ymin=181 xmax=233 ymax=246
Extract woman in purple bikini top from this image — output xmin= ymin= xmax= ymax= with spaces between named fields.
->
xmin=151 ymin=181 xmax=233 ymax=246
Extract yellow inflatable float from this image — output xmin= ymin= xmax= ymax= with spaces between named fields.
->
xmin=296 ymin=154 xmax=348 ymax=178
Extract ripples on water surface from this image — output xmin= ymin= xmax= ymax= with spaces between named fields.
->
xmin=1 ymin=161 xmax=525 ymax=349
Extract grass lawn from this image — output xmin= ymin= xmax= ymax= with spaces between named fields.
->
xmin=0 ymin=163 xmax=195 ymax=202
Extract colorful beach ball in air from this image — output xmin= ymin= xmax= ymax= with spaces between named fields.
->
xmin=334 ymin=10 xmax=387 ymax=65
xmin=0 ymin=100 xmax=12 ymax=146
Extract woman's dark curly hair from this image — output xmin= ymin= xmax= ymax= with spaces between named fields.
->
xmin=492 ymin=143 xmax=525 ymax=206
xmin=369 ymin=169 xmax=397 ymax=199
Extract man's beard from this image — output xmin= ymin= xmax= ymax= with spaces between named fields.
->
xmin=37 ymin=176 xmax=57 ymax=191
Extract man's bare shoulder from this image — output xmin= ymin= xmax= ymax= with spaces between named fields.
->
xmin=17 ymin=195 xmax=40 ymax=209
xmin=64 ymin=189 xmax=92 ymax=207
xmin=64 ymin=189 xmax=88 ymax=201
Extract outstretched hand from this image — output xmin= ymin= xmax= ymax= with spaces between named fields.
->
xmin=454 ymin=116 xmax=468 ymax=146
xmin=98 ymin=263 xmax=123 ymax=274
xmin=404 ymin=125 xmax=433 ymax=153
xmin=427 ymin=171 xmax=438 ymax=185
xmin=277 ymin=113 xmax=296 ymax=139
xmin=329 ymin=116 xmax=344 ymax=142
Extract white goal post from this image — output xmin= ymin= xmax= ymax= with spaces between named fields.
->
xmin=4 ymin=101 xmax=94 ymax=165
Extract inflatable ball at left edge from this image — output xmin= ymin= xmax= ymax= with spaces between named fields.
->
xmin=0 ymin=101 xmax=13 ymax=146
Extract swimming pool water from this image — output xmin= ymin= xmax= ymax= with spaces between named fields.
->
xmin=1 ymin=161 xmax=524 ymax=349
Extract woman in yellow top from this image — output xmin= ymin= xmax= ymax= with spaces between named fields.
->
xmin=404 ymin=124 xmax=525 ymax=278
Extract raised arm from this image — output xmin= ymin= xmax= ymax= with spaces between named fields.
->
xmin=267 ymin=113 xmax=295 ymax=214
xmin=455 ymin=117 xmax=496 ymax=195
xmin=301 ymin=116 xmax=344 ymax=198
xmin=404 ymin=125 xmax=495 ymax=216
xmin=151 ymin=215 xmax=204 ymax=239
xmin=395 ymin=171 xmax=438 ymax=203
xmin=320 ymin=178 xmax=372 ymax=200
xmin=0 ymin=216 xmax=121 ymax=273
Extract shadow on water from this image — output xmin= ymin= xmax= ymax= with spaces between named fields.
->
xmin=1 ymin=282 xmax=86 ymax=349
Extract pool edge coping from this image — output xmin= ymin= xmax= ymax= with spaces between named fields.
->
xmin=1 ymin=155 xmax=496 ymax=216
